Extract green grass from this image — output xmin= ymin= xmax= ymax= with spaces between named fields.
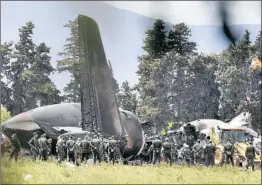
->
xmin=1 ymin=157 xmax=261 ymax=184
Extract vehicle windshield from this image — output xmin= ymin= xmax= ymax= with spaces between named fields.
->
xmin=221 ymin=130 xmax=246 ymax=144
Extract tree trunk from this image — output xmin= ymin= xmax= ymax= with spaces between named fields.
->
xmin=13 ymin=81 xmax=23 ymax=116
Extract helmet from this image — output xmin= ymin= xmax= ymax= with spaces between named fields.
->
xmin=12 ymin=134 xmax=17 ymax=138
xmin=165 ymin=138 xmax=168 ymax=141
xmin=197 ymin=139 xmax=200 ymax=142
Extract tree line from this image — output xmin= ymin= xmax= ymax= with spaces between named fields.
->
xmin=136 ymin=19 xmax=261 ymax=133
xmin=1 ymin=19 xmax=261 ymax=134
xmin=1 ymin=22 xmax=63 ymax=116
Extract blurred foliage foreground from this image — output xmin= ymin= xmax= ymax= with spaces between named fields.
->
xmin=1 ymin=156 xmax=261 ymax=184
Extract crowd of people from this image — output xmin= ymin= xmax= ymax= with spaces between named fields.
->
xmin=7 ymin=123 xmax=258 ymax=171
xmin=8 ymin=132 xmax=124 ymax=166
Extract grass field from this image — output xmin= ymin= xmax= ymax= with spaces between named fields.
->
xmin=1 ymin=157 xmax=261 ymax=184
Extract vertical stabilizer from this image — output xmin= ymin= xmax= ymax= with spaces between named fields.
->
xmin=77 ymin=15 xmax=124 ymax=137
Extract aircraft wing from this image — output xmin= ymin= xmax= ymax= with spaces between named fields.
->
xmin=186 ymin=119 xmax=228 ymax=132
xmin=34 ymin=119 xmax=84 ymax=139
xmin=34 ymin=121 xmax=61 ymax=139
xmin=52 ymin=127 xmax=82 ymax=133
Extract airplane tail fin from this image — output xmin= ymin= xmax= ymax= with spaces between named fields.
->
xmin=77 ymin=15 xmax=124 ymax=137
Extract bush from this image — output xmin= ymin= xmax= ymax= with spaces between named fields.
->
xmin=1 ymin=105 xmax=11 ymax=124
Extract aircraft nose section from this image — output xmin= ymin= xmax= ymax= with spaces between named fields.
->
xmin=1 ymin=112 xmax=39 ymax=132
xmin=3 ymin=112 xmax=32 ymax=124
xmin=1 ymin=112 xmax=41 ymax=148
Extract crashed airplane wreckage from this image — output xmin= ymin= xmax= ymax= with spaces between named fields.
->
xmin=177 ymin=112 xmax=258 ymax=136
xmin=1 ymin=15 xmax=145 ymax=160
xmin=174 ymin=112 xmax=261 ymax=166
xmin=177 ymin=112 xmax=259 ymax=138
xmin=1 ymin=103 xmax=144 ymax=159
xmin=1 ymin=14 xmax=261 ymax=165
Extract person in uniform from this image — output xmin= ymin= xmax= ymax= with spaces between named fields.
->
xmin=148 ymin=143 xmax=154 ymax=164
xmin=176 ymin=131 xmax=184 ymax=149
xmin=108 ymin=136 xmax=117 ymax=165
xmin=28 ymin=132 xmax=40 ymax=161
xmin=162 ymin=138 xmax=172 ymax=166
xmin=200 ymin=134 xmax=207 ymax=164
xmin=39 ymin=134 xmax=49 ymax=161
xmin=245 ymin=141 xmax=256 ymax=171
xmin=223 ymin=139 xmax=234 ymax=166
xmin=74 ymin=138 xmax=83 ymax=166
xmin=193 ymin=139 xmax=202 ymax=164
xmin=90 ymin=135 xmax=101 ymax=164
xmin=204 ymin=139 xmax=216 ymax=167
xmin=152 ymin=136 xmax=162 ymax=165
xmin=47 ymin=138 xmax=52 ymax=156
xmin=56 ymin=136 xmax=65 ymax=165
xmin=81 ymin=135 xmax=91 ymax=163
xmin=63 ymin=135 xmax=69 ymax=159
xmin=114 ymin=135 xmax=126 ymax=162
xmin=66 ymin=136 xmax=75 ymax=163
xmin=171 ymin=143 xmax=178 ymax=163
xmin=37 ymin=135 xmax=42 ymax=159
xmin=9 ymin=134 xmax=21 ymax=161
xmin=183 ymin=144 xmax=193 ymax=167
xmin=98 ymin=134 xmax=106 ymax=161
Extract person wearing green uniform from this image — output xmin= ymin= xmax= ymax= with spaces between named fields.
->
xmin=162 ymin=138 xmax=172 ymax=166
xmin=152 ymin=136 xmax=162 ymax=165
xmin=108 ymin=136 xmax=117 ymax=165
xmin=56 ymin=136 xmax=65 ymax=165
xmin=28 ymin=132 xmax=40 ymax=161
xmin=223 ymin=139 xmax=234 ymax=166
xmin=90 ymin=135 xmax=101 ymax=164
xmin=245 ymin=141 xmax=256 ymax=171
xmin=10 ymin=134 xmax=21 ymax=161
